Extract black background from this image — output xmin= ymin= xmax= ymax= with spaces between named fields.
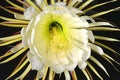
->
xmin=0 ymin=0 xmax=120 ymax=80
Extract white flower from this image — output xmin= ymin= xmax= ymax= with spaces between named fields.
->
xmin=0 ymin=0 xmax=119 ymax=80
xmin=22 ymin=3 xmax=91 ymax=75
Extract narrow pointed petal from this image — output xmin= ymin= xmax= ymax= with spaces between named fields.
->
xmin=90 ymin=56 xmax=109 ymax=76
xmin=6 ymin=59 xmax=29 ymax=79
xmin=0 ymin=6 xmax=18 ymax=14
xmin=0 ymin=38 xmax=22 ymax=46
xmin=0 ymin=16 xmax=29 ymax=24
xmin=6 ymin=0 xmax=25 ymax=11
xmin=89 ymin=22 xmax=114 ymax=27
xmin=64 ymin=70 xmax=71 ymax=80
xmin=95 ymin=36 xmax=120 ymax=42
xmin=0 ymin=43 xmax=23 ymax=59
xmin=15 ymin=64 xmax=31 ymax=80
xmin=0 ymin=47 xmax=28 ymax=64
xmin=71 ymin=71 xmax=78 ymax=80
xmin=0 ymin=34 xmax=21 ymax=41
xmin=26 ymin=0 xmax=42 ymax=12
xmin=102 ymin=56 xmax=119 ymax=71
xmin=49 ymin=68 xmax=54 ymax=80
xmin=104 ymin=54 xmax=120 ymax=65
xmin=87 ymin=62 xmax=103 ymax=80
xmin=0 ymin=23 xmax=27 ymax=27
xmin=84 ymin=0 xmax=117 ymax=12
xmin=81 ymin=69 xmax=90 ymax=80
xmin=16 ymin=0 xmax=30 ymax=8
xmin=42 ymin=66 xmax=48 ymax=80
xmin=91 ymin=7 xmax=120 ymax=18
xmin=79 ymin=0 xmax=93 ymax=10
xmin=88 ymin=27 xmax=120 ymax=31
xmin=95 ymin=41 xmax=120 ymax=56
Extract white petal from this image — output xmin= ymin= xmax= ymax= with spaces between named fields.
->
xmin=52 ymin=64 xmax=65 ymax=73
xmin=67 ymin=46 xmax=83 ymax=63
xmin=78 ymin=62 xmax=87 ymax=69
xmin=73 ymin=40 xmax=91 ymax=61
xmin=44 ymin=51 xmax=59 ymax=66
xmin=27 ymin=51 xmax=44 ymax=70
xmin=24 ymin=7 xmax=38 ymax=20
xmin=22 ymin=35 xmax=27 ymax=47
xmin=82 ymin=46 xmax=91 ymax=61
xmin=55 ymin=2 xmax=66 ymax=6
xmin=37 ymin=66 xmax=46 ymax=79
xmin=64 ymin=63 xmax=77 ymax=71
xmin=70 ymin=17 xmax=89 ymax=28
xmin=21 ymin=28 xmax=27 ymax=36
xmin=88 ymin=30 xmax=95 ymax=43
xmin=64 ymin=70 xmax=71 ymax=80
xmin=22 ymin=19 xmax=35 ymax=47
xmin=68 ymin=7 xmax=83 ymax=15
xmin=35 ymin=0 xmax=46 ymax=9
xmin=89 ymin=43 xmax=104 ymax=55
xmin=57 ymin=52 xmax=69 ymax=65
xmin=72 ymin=29 xmax=88 ymax=45
xmin=81 ymin=16 xmax=95 ymax=23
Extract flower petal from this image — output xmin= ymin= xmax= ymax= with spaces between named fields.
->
xmin=89 ymin=43 xmax=104 ymax=55
xmin=27 ymin=51 xmax=44 ymax=70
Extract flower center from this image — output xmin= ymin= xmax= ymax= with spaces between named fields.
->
xmin=49 ymin=22 xmax=69 ymax=53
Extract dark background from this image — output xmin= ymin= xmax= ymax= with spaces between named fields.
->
xmin=0 ymin=0 xmax=120 ymax=80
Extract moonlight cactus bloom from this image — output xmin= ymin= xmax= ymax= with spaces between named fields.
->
xmin=24 ymin=4 xmax=91 ymax=73
xmin=0 ymin=0 xmax=120 ymax=80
